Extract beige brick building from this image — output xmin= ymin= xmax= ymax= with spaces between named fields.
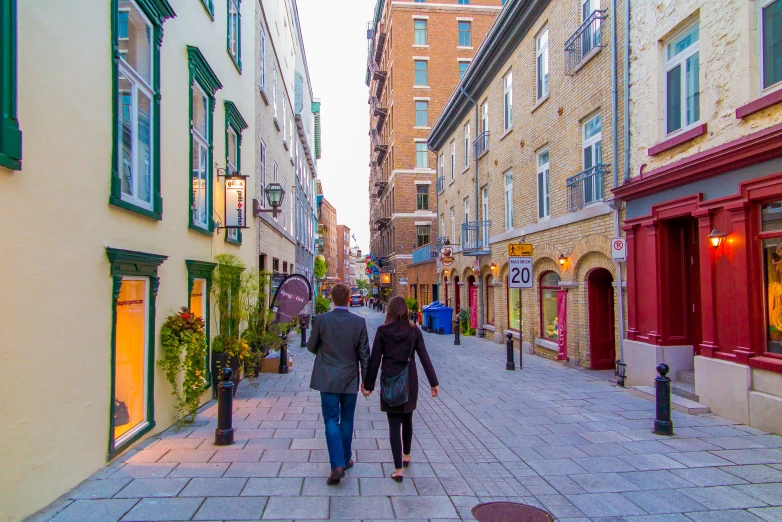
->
xmin=366 ymin=0 xmax=503 ymax=300
xmin=429 ymin=0 xmax=627 ymax=370
xmin=317 ymin=188 xmax=339 ymax=286
xmin=336 ymin=224 xmax=352 ymax=284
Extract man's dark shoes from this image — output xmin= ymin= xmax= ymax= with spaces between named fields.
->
xmin=327 ymin=467 xmax=346 ymax=485
xmin=346 ymin=459 xmax=354 ymax=470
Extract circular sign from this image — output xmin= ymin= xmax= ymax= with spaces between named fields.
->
xmin=614 ymin=239 xmax=625 ymax=250
xmin=441 ymin=255 xmax=454 ymax=266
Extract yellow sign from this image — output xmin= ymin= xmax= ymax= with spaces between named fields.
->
xmin=508 ymin=243 xmax=533 ymax=257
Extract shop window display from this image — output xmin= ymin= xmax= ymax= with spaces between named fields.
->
xmin=114 ymin=278 xmax=148 ymax=442
xmin=763 ymin=202 xmax=782 ymax=354
xmin=540 ymin=271 xmax=560 ymax=340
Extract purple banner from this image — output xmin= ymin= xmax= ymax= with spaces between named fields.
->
xmin=271 ymin=274 xmax=313 ymax=324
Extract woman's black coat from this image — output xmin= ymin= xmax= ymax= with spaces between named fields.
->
xmin=364 ymin=321 xmax=439 ymax=414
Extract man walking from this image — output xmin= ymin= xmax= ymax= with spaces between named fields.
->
xmin=307 ymin=283 xmax=370 ymax=485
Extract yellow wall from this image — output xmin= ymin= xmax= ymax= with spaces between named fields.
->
xmin=0 ymin=1 xmax=257 ymax=520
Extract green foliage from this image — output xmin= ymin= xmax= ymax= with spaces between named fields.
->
xmin=357 ymin=279 xmax=370 ymax=293
xmin=404 ymin=298 xmax=418 ymax=312
xmin=314 ymin=257 xmax=328 ymax=279
xmin=212 ymin=254 xmax=245 ymax=340
xmin=158 ymin=307 xmax=207 ymax=426
xmin=459 ymin=308 xmax=475 ymax=336
xmin=315 ymin=296 xmax=331 ymax=314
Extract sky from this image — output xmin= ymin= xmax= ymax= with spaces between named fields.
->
xmin=297 ymin=0 xmax=376 ymax=255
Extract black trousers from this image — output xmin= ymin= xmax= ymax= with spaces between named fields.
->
xmin=387 ymin=412 xmax=413 ymax=469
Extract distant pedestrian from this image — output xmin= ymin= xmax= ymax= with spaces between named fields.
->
xmin=307 ymin=283 xmax=370 ymax=485
xmin=363 ymin=296 xmax=439 ymax=482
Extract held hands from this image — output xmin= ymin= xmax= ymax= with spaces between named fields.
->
xmin=431 ymin=386 xmax=439 ymax=398
xmin=361 ymin=384 xmax=372 ymax=398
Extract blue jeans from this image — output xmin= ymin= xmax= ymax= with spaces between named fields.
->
xmin=320 ymin=392 xmax=357 ymax=470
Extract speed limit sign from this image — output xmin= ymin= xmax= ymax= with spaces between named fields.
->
xmin=508 ymin=257 xmax=533 ymax=288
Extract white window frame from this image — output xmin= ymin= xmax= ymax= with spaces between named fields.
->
xmin=464 ymin=123 xmax=470 ymax=166
xmin=260 ymin=140 xmax=267 ymax=207
xmin=481 ymin=186 xmax=489 ymax=247
xmin=537 ymin=149 xmax=550 ymax=220
xmin=259 ymin=24 xmax=266 ymax=92
xmin=536 ymin=28 xmax=549 ymax=101
xmin=414 ymin=19 xmax=427 ymax=46
xmin=228 ymin=0 xmax=240 ymax=63
xmin=272 ymin=64 xmax=278 ymax=119
xmin=438 ymin=154 xmax=444 ymax=187
xmin=450 ymin=207 xmax=455 ymax=243
xmin=504 ymin=171 xmax=513 ymax=230
xmin=450 ymin=141 xmax=455 ymax=180
xmin=582 ymin=114 xmax=603 ymax=206
xmin=415 ymin=141 xmax=429 ymax=169
xmin=191 ymin=82 xmax=210 ymax=230
xmin=664 ymin=21 xmax=700 ymax=136
xmin=503 ymin=71 xmax=513 ymax=130
xmin=760 ymin=0 xmax=782 ymax=92
xmin=464 ymin=197 xmax=470 ymax=224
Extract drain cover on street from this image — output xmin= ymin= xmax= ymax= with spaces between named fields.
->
xmin=472 ymin=502 xmax=554 ymax=522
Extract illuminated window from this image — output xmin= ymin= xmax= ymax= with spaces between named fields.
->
xmin=539 ymin=271 xmax=561 ymax=340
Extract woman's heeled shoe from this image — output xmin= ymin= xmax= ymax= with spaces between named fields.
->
xmin=391 ymin=471 xmax=404 ymax=483
xmin=402 ymin=458 xmax=410 ymax=468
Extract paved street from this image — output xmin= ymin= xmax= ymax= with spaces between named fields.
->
xmin=33 ymin=306 xmax=782 ymax=522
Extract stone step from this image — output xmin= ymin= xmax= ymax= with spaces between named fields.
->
xmin=671 ymin=380 xmax=700 ymax=402
xmin=630 ymin=386 xmax=711 ymax=414
xmin=676 ymin=370 xmax=696 ymax=385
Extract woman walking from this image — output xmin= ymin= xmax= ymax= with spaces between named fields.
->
xmin=363 ymin=296 xmax=439 ymax=482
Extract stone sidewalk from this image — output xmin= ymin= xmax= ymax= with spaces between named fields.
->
xmin=31 ymin=306 xmax=782 ymax=521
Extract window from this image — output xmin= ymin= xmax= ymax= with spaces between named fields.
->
xmin=227 ymin=0 xmax=241 ymax=71
xmin=273 ymin=258 xmax=279 ymax=273
xmin=272 ymin=63 xmax=278 ymax=119
xmin=459 ymin=61 xmax=470 ymax=80
xmin=464 ymin=123 xmax=470 ymax=166
xmin=762 ymin=0 xmax=782 ymax=90
xmin=582 ymin=114 xmax=603 ymax=206
xmin=504 ymin=171 xmax=513 ymax=230
xmin=111 ymin=0 xmax=173 ymax=217
xmin=199 ymin=0 xmax=214 ymax=17
xmin=536 ymin=28 xmax=549 ymax=100
xmin=225 ymin=101 xmax=248 ymax=245
xmin=450 ymin=207 xmax=455 ymax=243
xmin=665 ymin=22 xmax=700 ymax=135
xmin=508 ymin=284 xmax=521 ymax=331
xmin=459 ymin=0 xmax=470 ymax=4
xmin=464 ymin=197 xmax=470 ymax=224
xmin=503 ymin=72 xmax=513 ymax=130
xmin=259 ymin=141 xmax=267 ymax=207
xmin=540 ymin=271 xmax=561 ymax=340
xmin=458 ymin=21 xmax=471 ymax=47
xmin=259 ymin=24 xmax=266 ymax=93
xmin=414 ymin=19 xmax=427 ymax=45
xmin=416 ymin=142 xmax=429 ymax=168
xmin=486 ymin=275 xmax=495 ymax=325
xmin=187 ymin=260 xmax=215 ymax=384
xmin=438 ymin=154 xmax=444 ymax=187
xmin=415 ymin=100 xmax=429 ymax=126
xmin=450 ymin=141 xmax=456 ymax=180
xmin=417 ymin=225 xmax=430 ymax=247
xmin=537 ymin=149 xmax=550 ymax=219
xmin=481 ymin=187 xmax=489 ymax=247
xmin=581 ymin=0 xmax=602 ymax=55
xmin=417 ymin=184 xmax=429 ymax=210
xmin=762 ymin=202 xmax=782 ymax=355
xmin=415 ymin=60 xmax=428 ymax=86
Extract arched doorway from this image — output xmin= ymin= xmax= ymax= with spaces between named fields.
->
xmin=588 ymin=268 xmax=615 ymax=370
xmin=453 ymin=275 xmax=461 ymax=311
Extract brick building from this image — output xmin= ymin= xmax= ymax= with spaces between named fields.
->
xmin=428 ymin=0 xmax=627 ymax=370
xmin=336 ymin=224 xmax=352 ymax=284
xmin=615 ymin=0 xmax=782 ymax=434
xmin=317 ymin=183 xmax=339 ymax=289
xmin=366 ymin=0 xmax=503 ymax=300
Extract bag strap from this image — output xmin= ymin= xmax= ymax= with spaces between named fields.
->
xmin=407 ymin=328 xmax=417 ymax=361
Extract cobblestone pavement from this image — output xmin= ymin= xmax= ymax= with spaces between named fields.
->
xmin=32 ymin=306 xmax=782 ymax=522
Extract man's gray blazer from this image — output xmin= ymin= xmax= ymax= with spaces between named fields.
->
xmin=307 ymin=308 xmax=370 ymax=394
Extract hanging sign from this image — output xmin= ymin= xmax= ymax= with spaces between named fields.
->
xmin=473 ymin=259 xmax=480 ymax=272
xmin=611 ymin=237 xmax=627 ymax=262
xmin=270 ymin=274 xmax=313 ymax=324
xmin=508 ymin=243 xmax=534 ymax=257
xmin=556 ymin=289 xmax=568 ymax=361
xmin=508 ymin=257 xmax=533 ymax=289
xmin=224 ymin=175 xmax=249 ymax=229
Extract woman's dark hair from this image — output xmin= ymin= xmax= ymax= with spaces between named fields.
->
xmin=385 ymin=295 xmax=413 ymax=326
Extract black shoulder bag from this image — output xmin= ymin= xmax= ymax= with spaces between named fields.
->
xmin=381 ymin=331 xmax=416 ymax=407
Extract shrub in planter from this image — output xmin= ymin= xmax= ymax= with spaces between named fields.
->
xmin=157 ymin=307 xmax=207 ymax=426
xmin=459 ymin=308 xmax=476 ymax=336
xmin=211 ymin=254 xmax=248 ymax=395
xmin=315 ymin=296 xmax=331 ymax=314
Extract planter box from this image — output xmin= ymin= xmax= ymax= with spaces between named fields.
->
xmin=261 ymin=356 xmax=293 ymax=373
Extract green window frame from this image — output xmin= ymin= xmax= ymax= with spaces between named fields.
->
xmin=187 ymin=46 xmax=222 ymax=235
xmin=110 ymin=0 xmax=175 ymax=220
xmin=200 ymin=0 xmax=214 ymax=19
xmin=0 ymin=0 xmax=22 ymax=171
xmin=106 ymin=247 xmax=168 ymax=461
xmin=227 ymin=0 xmax=241 ymax=73
xmin=224 ymin=100 xmax=248 ymax=245
xmin=186 ymin=260 xmax=217 ymax=387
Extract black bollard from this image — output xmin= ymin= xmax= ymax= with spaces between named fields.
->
xmin=278 ymin=332 xmax=289 ymax=374
xmin=300 ymin=324 xmax=307 ymax=347
xmin=215 ymin=368 xmax=235 ymax=446
xmin=453 ymin=316 xmax=461 ymax=346
xmin=506 ymin=333 xmax=516 ymax=371
xmin=653 ymin=363 xmax=674 ymax=436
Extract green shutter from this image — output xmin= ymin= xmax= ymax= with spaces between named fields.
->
xmin=0 ymin=0 xmax=22 ymax=171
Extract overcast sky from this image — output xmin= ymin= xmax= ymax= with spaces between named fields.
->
xmin=297 ymin=0 xmax=375 ymax=255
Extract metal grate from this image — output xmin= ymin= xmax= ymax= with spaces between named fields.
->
xmin=472 ymin=502 xmax=553 ymax=522
xmin=564 ymin=9 xmax=608 ymax=75
xmin=461 ymin=221 xmax=491 ymax=256
xmin=566 ymin=164 xmax=609 ymax=212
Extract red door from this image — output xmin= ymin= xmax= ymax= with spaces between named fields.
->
xmin=588 ymin=268 xmax=616 ymax=370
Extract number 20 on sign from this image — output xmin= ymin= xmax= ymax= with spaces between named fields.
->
xmin=508 ymin=257 xmax=533 ymax=289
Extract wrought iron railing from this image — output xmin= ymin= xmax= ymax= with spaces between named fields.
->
xmin=411 ymin=243 xmax=438 ymax=264
xmin=474 ymin=131 xmax=489 ymax=158
xmin=461 ymin=221 xmax=492 ymax=255
xmin=564 ymin=9 xmax=607 ymax=75
xmin=566 ymin=164 xmax=609 ymax=212
xmin=436 ymin=176 xmax=444 ymax=194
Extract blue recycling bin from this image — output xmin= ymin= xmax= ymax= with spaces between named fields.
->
xmin=421 ymin=302 xmax=441 ymax=332
xmin=430 ymin=306 xmax=454 ymax=335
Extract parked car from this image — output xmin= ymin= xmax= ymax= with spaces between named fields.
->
xmin=350 ymin=294 xmax=364 ymax=307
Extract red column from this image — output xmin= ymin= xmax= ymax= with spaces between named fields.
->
xmin=727 ymin=203 xmax=755 ymax=364
xmin=695 ymin=210 xmax=718 ymax=357
xmin=624 ymin=225 xmax=638 ymax=340
xmin=639 ymin=221 xmax=663 ymax=345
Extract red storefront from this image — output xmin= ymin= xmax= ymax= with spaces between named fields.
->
xmin=615 ymin=122 xmax=782 ymax=432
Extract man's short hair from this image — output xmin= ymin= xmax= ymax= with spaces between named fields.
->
xmin=331 ymin=283 xmax=350 ymax=306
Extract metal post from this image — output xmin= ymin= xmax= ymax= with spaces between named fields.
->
xmin=506 ymin=333 xmax=515 ymax=371
xmin=278 ymin=333 xmax=289 ymax=375
xmin=300 ymin=324 xmax=307 ymax=347
xmin=654 ymin=364 xmax=674 ymax=436
xmin=215 ymin=368 xmax=235 ymax=446
xmin=453 ymin=314 xmax=461 ymax=346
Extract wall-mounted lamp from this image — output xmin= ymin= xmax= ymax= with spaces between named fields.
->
xmin=253 ymin=182 xmax=286 ymax=219
xmin=558 ymin=253 xmax=567 ymax=266
xmin=444 ymin=269 xmax=450 ymax=277
xmin=490 ymin=262 xmax=497 ymax=272
xmin=708 ymin=228 xmax=727 ymax=250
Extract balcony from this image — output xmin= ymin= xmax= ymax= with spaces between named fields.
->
xmin=373 ymin=70 xmax=387 ymax=98
xmin=374 ymin=144 xmax=388 ymax=165
xmin=374 ymin=107 xmax=388 ymax=133
xmin=373 ymin=24 xmax=386 ymax=65
xmin=411 ymin=243 xmax=438 ymax=265
xmin=474 ymin=131 xmax=489 ymax=158
xmin=374 ymin=216 xmax=390 ymax=230
xmin=564 ymin=9 xmax=608 ymax=75
xmin=436 ymin=176 xmax=444 ymax=194
xmin=461 ymin=221 xmax=492 ymax=256
xmin=374 ymin=180 xmax=388 ymax=198
xmin=566 ymin=164 xmax=609 ymax=212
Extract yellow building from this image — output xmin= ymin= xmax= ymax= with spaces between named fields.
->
xmin=0 ymin=0 xmax=259 ymax=519
xmin=428 ymin=0 xmax=627 ymax=369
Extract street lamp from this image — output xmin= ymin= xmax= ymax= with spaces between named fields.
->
xmin=253 ymin=182 xmax=286 ymax=219
xmin=708 ymin=228 xmax=727 ymax=250
xmin=558 ymin=253 xmax=567 ymax=267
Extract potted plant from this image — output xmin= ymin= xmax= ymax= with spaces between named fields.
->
xmin=210 ymin=254 xmax=250 ymax=395
xmin=315 ymin=296 xmax=331 ymax=314
xmin=459 ymin=307 xmax=475 ymax=336
xmin=157 ymin=307 xmax=208 ymax=426
xmin=405 ymin=298 xmax=418 ymax=324
xmin=241 ymin=270 xmax=290 ymax=379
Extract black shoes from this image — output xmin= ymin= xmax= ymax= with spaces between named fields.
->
xmin=326 ymin=467 xmax=346 ymax=485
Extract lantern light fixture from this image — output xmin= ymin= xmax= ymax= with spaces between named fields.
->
xmin=558 ymin=253 xmax=567 ymax=266
xmin=490 ymin=262 xmax=497 ymax=271
xmin=253 ymin=182 xmax=286 ymax=219
xmin=708 ymin=228 xmax=727 ymax=250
